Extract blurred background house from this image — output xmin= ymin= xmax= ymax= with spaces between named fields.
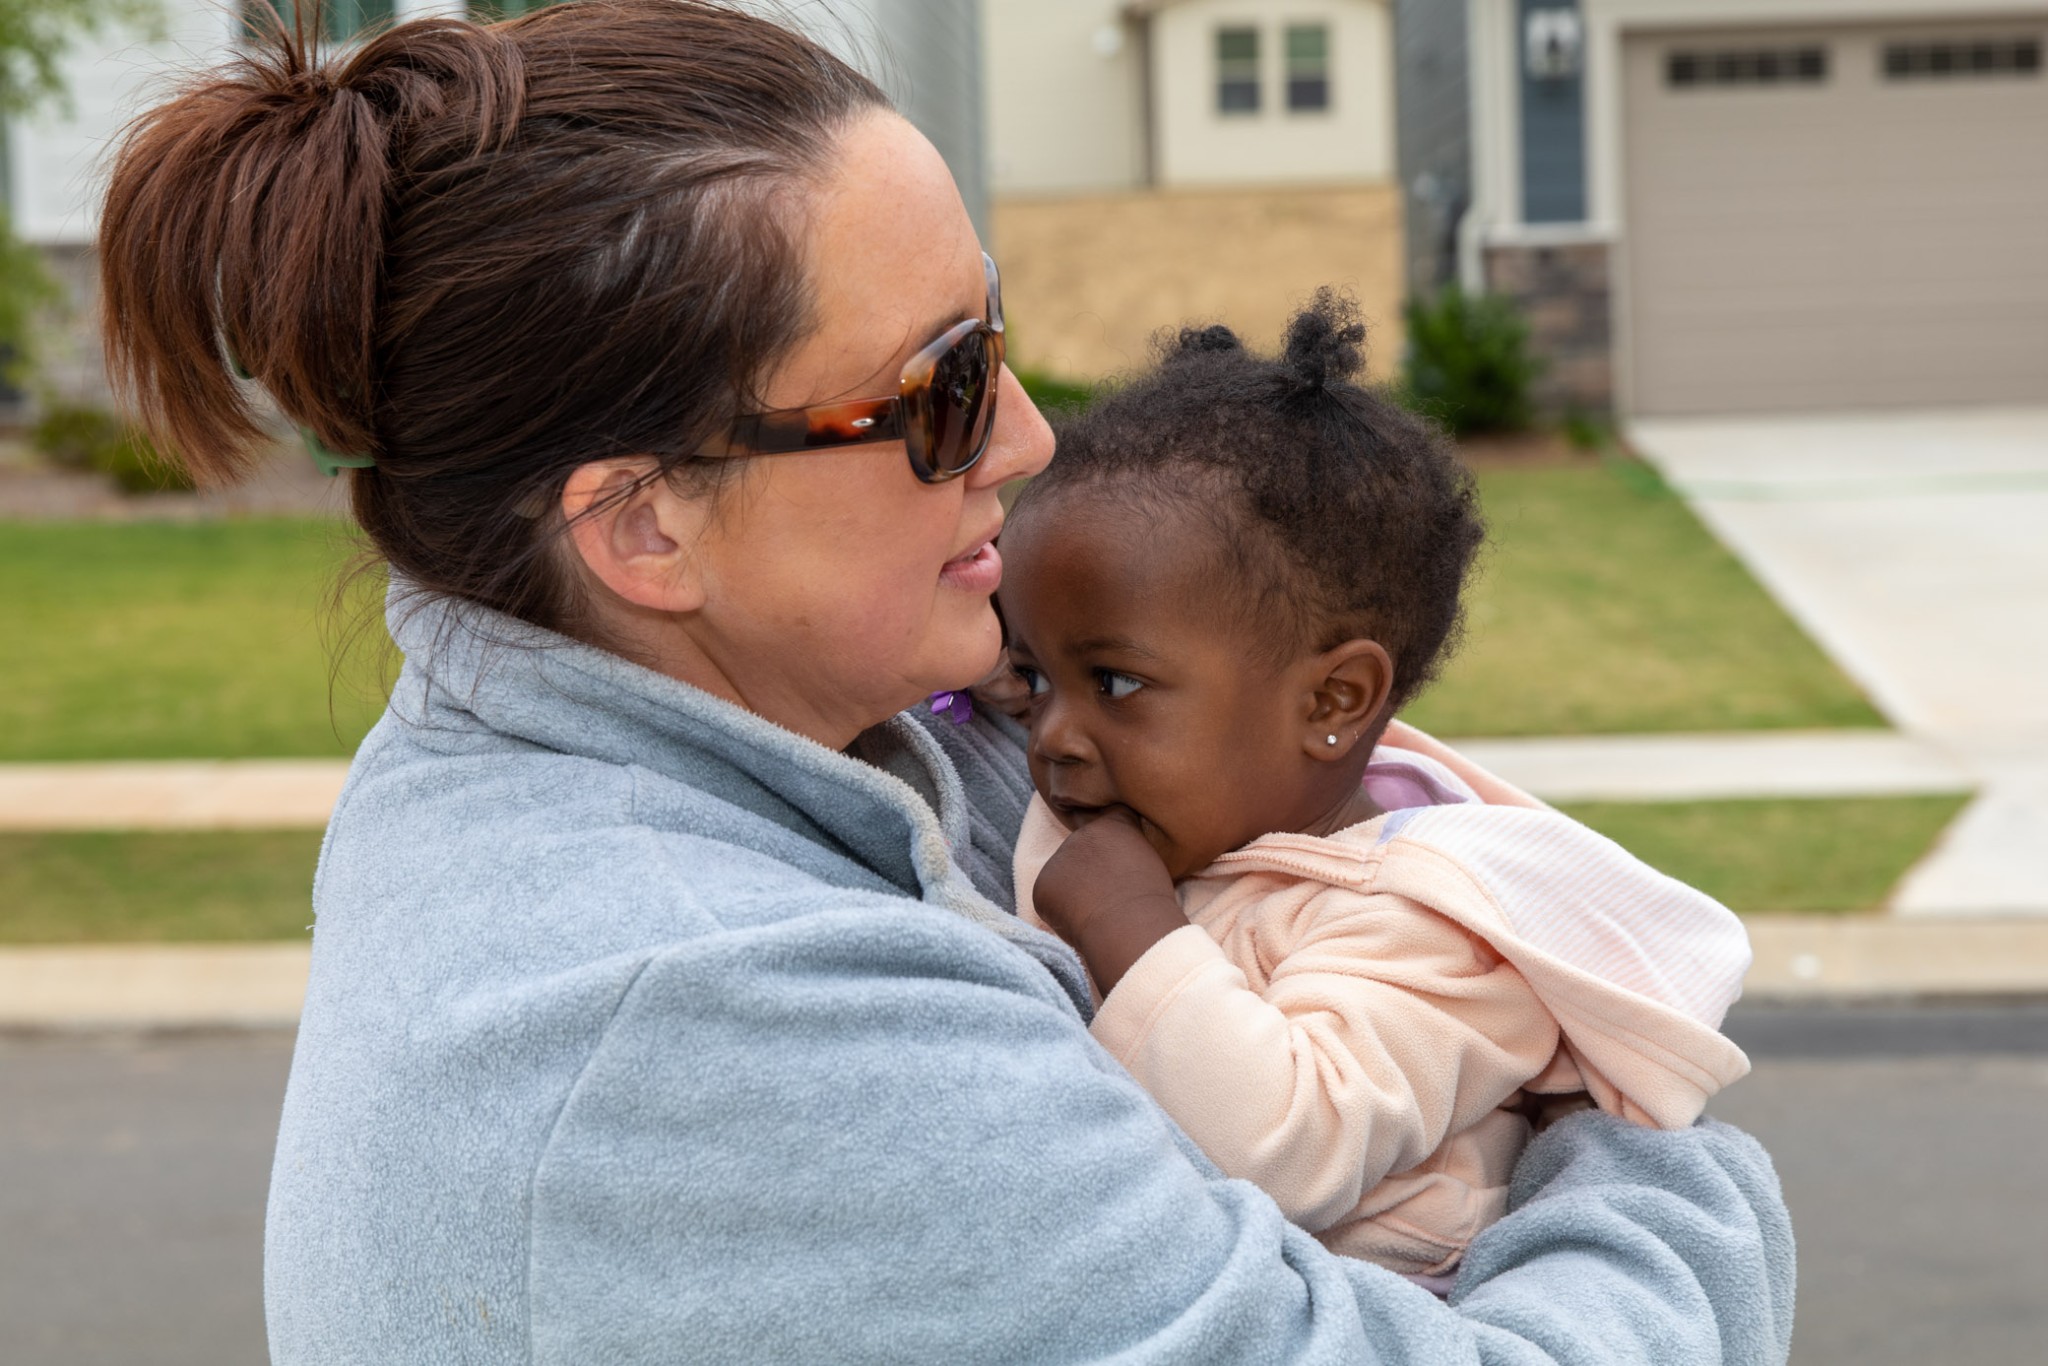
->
xmin=984 ymin=0 xmax=1405 ymax=382
xmin=0 ymin=0 xmax=988 ymax=422
xmin=1418 ymin=0 xmax=2048 ymax=417
xmin=8 ymin=0 xmax=2044 ymax=424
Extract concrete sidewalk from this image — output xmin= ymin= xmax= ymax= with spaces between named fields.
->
xmin=7 ymin=916 xmax=2048 ymax=1029
xmin=0 ymin=729 xmax=1982 ymax=834
xmin=0 ymin=760 xmax=347 ymax=831
xmin=1633 ymin=409 xmax=2048 ymax=919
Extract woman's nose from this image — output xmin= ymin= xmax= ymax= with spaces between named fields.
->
xmin=971 ymin=365 xmax=1053 ymax=488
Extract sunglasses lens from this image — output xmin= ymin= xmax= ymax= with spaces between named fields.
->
xmin=922 ymin=327 xmax=998 ymax=479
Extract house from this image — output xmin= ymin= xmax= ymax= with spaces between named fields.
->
xmin=1406 ymin=0 xmax=2048 ymax=417
xmin=984 ymin=0 xmax=1406 ymax=381
xmin=1 ymin=0 xmax=985 ymax=414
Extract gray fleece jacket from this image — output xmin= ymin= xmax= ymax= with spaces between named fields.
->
xmin=264 ymin=591 xmax=1795 ymax=1364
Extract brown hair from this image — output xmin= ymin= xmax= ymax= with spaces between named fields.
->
xmin=99 ymin=0 xmax=888 ymax=634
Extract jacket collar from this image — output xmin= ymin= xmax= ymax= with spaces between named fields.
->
xmin=385 ymin=587 xmax=1092 ymax=1012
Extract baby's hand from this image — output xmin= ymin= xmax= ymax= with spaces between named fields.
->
xmin=1033 ymin=808 xmax=1188 ymax=993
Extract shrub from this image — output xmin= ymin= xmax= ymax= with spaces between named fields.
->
xmin=29 ymin=402 xmax=116 ymax=472
xmin=30 ymin=401 xmax=194 ymax=494
xmin=1400 ymin=288 xmax=1542 ymax=437
xmin=1016 ymin=367 xmax=1096 ymax=416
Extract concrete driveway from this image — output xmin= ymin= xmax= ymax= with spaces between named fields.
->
xmin=1630 ymin=408 xmax=2048 ymax=915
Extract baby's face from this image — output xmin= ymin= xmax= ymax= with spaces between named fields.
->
xmin=998 ymin=495 xmax=1334 ymax=880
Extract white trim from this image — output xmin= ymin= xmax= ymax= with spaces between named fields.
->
xmin=1479 ymin=220 xmax=1615 ymax=248
xmin=1461 ymin=0 xmax=1520 ymax=289
xmin=1590 ymin=0 xmax=2048 ymax=29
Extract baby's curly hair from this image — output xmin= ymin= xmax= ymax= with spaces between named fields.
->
xmin=1014 ymin=289 xmax=1484 ymax=711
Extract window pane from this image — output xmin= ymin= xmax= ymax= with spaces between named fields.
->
xmin=244 ymin=1 xmax=395 ymax=38
xmin=1285 ymin=24 xmax=1328 ymax=111
xmin=1216 ymin=26 xmax=1260 ymax=114
xmin=1286 ymin=25 xmax=1327 ymax=63
xmin=1287 ymin=77 xmax=1330 ymax=111
xmin=470 ymin=1 xmax=561 ymax=17
xmin=330 ymin=0 xmax=394 ymax=34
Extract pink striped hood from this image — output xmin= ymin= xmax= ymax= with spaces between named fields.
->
xmin=1196 ymin=746 xmax=1754 ymax=1128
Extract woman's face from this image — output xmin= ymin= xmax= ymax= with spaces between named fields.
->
xmin=595 ymin=111 xmax=1052 ymax=747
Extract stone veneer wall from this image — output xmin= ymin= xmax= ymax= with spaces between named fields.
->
xmin=2 ymin=243 xmax=115 ymax=424
xmin=33 ymin=244 xmax=114 ymax=409
xmin=991 ymin=185 xmax=1405 ymax=384
xmin=1481 ymin=239 xmax=1612 ymax=415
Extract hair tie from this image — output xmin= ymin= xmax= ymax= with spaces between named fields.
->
xmin=302 ymin=427 xmax=375 ymax=476
xmin=227 ymin=346 xmax=375 ymax=474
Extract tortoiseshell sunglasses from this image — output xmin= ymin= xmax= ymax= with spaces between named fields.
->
xmin=702 ymin=253 xmax=1006 ymax=484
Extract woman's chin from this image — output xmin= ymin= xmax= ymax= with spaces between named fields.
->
xmin=925 ymin=604 xmax=1005 ymax=692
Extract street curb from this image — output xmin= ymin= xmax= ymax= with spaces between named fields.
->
xmin=7 ymin=916 xmax=2048 ymax=1028
xmin=1741 ymin=915 xmax=2048 ymax=1001
xmin=0 ymin=943 xmax=309 ymax=1029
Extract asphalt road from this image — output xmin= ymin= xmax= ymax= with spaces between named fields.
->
xmin=2 ymin=1005 xmax=2045 ymax=1365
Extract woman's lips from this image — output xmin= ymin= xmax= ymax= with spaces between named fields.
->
xmin=939 ymin=540 xmax=1003 ymax=594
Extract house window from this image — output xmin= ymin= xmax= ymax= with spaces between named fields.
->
xmin=469 ymin=1 xmax=565 ymax=17
xmin=1216 ymin=27 xmax=1260 ymax=115
xmin=1883 ymin=37 xmax=2042 ymax=81
xmin=1666 ymin=46 xmax=1828 ymax=89
xmin=1286 ymin=24 xmax=1331 ymax=112
xmin=244 ymin=1 xmax=396 ymax=41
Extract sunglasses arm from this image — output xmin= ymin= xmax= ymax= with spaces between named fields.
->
xmin=719 ymin=396 xmax=906 ymax=458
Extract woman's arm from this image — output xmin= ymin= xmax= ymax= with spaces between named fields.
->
xmin=526 ymin=898 xmax=1792 ymax=1363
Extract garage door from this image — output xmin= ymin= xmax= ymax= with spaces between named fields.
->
xmin=1622 ymin=21 xmax=2048 ymax=414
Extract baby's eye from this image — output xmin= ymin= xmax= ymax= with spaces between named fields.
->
xmin=1095 ymin=670 xmax=1144 ymax=700
xmin=1012 ymin=664 xmax=1049 ymax=696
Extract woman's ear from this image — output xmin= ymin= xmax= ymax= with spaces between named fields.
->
xmin=1300 ymin=638 xmax=1395 ymax=761
xmin=560 ymin=458 xmax=711 ymax=614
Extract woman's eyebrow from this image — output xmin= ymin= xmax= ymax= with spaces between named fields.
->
xmin=828 ymin=303 xmax=971 ymax=401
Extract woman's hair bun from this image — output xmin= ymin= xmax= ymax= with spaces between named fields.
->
xmin=1170 ymin=323 xmax=1243 ymax=359
xmin=1280 ymin=287 xmax=1367 ymax=393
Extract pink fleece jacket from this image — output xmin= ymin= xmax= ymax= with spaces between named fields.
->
xmin=1013 ymin=731 xmax=1753 ymax=1277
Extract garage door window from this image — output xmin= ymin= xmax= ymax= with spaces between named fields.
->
xmin=1882 ymin=38 xmax=2042 ymax=81
xmin=1667 ymin=47 xmax=1827 ymax=89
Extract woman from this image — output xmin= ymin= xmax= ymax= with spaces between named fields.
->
xmin=99 ymin=4 xmax=1792 ymax=1361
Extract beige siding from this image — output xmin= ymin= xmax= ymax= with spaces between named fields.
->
xmin=1153 ymin=0 xmax=1395 ymax=188
xmin=1621 ymin=19 xmax=2048 ymax=414
xmin=983 ymin=0 xmax=1145 ymax=195
xmin=991 ymin=184 xmax=1404 ymax=381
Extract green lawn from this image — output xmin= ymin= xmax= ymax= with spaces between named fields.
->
xmin=0 ymin=794 xmax=1966 ymax=940
xmin=1402 ymin=460 xmax=1884 ymax=736
xmin=0 ymin=830 xmax=323 ymax=942
xmin=0 ymin=520 xmax=388 ymax=761
xmin=1560 ymin=794 xmax=1969 ymax=915
xmin=0 ymin=458 xmax=1879 ymax=760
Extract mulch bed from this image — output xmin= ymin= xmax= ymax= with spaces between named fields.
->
xmin=0 ymin=441 xmax=347 ymax=521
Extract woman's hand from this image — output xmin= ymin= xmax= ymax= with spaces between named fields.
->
xmin=1033 ymin=808 xmax=1188 ymax=993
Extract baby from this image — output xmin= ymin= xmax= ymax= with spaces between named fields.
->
xmin=997 ymin=293 xmax=1752 ymax=1286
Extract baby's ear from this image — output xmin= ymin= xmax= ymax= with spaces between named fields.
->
xmin=1300 ymin=638 xmax=1394 ymax=761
